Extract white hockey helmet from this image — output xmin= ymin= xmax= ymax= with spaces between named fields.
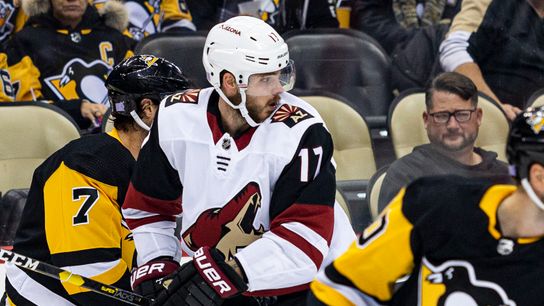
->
xmin=202 ymin=16 xmax=295 ymax=127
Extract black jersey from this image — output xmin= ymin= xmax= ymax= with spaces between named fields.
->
xmin=3 ymin=5 xmax=134 ymax=104
xmin=5 ymin=129 xmax=136 ymax=306
xmin=312 ymin=175 xmax=544 ymax=306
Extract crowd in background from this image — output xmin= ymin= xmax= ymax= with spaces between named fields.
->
xmin=0 ymin=0 xmax=542 ymax=228
xmin=0 ymin=0 xmax=544 ymax=305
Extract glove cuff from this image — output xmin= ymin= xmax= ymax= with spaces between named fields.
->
xmin=130 ymin=259 xmax=179 ymax=290
xmin=193 ymin=247 xmax=248 ymax=298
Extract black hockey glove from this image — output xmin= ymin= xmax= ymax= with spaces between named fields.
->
xmin=153 ymin=247 xmax=248 ymax=306
xmin=131 ymin=258 xmax=180 ymax=299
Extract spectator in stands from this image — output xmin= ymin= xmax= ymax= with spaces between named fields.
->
xmin=3 ymin=0 xmax=135 ymax=130
xmin=378 ymin=72 xmax=510 ymax=212
xmin=440 ymin=0 xmax=544 ymax=121
xmin=351 ymin=0 xmax=461 ymax=92
xmin=0 ymin=0 xmax=27 ymax=44
xmin=188 ymin=0 xmax=338 ymax=33
xmin=3 ymin=55 xmax=190 ymax=306
xmin=93 ymin=0 xmax=195 ymax=41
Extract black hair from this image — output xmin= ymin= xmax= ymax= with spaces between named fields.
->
xmin=425 ymin=72 xmax=478 ymax=110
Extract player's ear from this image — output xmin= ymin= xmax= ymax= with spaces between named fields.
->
xmin=140 ymin=98 xmax=156 ymax=121
xmin=529 ymin=163 xmax=544 ymax=193
xmin=221 ymin=72 xmax=238 ymax=96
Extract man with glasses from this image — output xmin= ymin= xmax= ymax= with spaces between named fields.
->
xmin=377 ymin=72 xmax=510 ymax=213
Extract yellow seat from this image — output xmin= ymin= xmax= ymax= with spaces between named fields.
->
xmin=0 ymin=102 xmax=80 ymax=193
xmin=367 ymin=167 xmax=387 ymax=220
xmin=335 ymin=189 xmax=350 ymax=221
xmin=528 ymin=88 xmax=544 ymax=108
xmin=302 ymin=95 xmax=377 ymax=180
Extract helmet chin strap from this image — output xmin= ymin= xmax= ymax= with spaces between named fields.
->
xmin=130 ymin=110 xmax=151 ymax=131
xmin=214 ymin=85 xmax=261 ymax=127
xmin=521 ymin=178 xmax=544 ymax=211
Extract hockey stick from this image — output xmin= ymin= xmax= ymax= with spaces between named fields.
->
xmin=0 ymin=248 xmax=152 ymax=306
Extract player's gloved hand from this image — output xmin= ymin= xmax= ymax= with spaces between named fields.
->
xmin=152 ymin=247 xmax=248 ymax=306
xmin=130 ymin=258 xmax=180 ymax=299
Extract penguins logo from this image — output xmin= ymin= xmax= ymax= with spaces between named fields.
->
xmin=182 ymin=182 xmax=265 ymax=260
xmin=259 ymin=0 xmax=280 ymax=25
xmin=525 ymin=108 xmax=544 ymax=134
xmin=45 ymin=58 xmax=111 ymax=104
xmin=423 ymin=258 xmax=516 ymax=306
xmin=0 ymin=2 xmax=14 ymax=42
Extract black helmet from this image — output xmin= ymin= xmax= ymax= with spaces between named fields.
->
xmin=105 ymin=55 xmax=191 ymax=116
xmin=507 ymin=106 xmax=544 ymax=181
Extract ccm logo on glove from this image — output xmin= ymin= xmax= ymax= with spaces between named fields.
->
xmin=194 ymin=248 xmax=233 ymax=295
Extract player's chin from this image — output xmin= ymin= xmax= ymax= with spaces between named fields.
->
xmin=257 ymin=110 xmax=273 ymax=122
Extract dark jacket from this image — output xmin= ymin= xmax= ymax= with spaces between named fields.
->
xmin=378 ymin=143 xmax=511 ymax=212
xmin=3 ymin=0 xmax=134 ymax=128
xmin=351 ymin=0 xmax=460 ymax=54
xmin=188 ymin=0 xmax=338 ymax=33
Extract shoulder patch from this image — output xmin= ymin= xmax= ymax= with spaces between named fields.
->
xmin=165 ymin=89 xmax=201 ymax=107
xmin=271 ymin=104 xmax=313 ymax=128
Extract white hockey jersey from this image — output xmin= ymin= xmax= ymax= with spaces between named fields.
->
xmin=122 ymin=87 xmax=355 ymax=296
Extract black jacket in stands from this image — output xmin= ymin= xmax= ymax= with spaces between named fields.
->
xmin=379 ymin=143 xmax=511 ymax=212
xmin=351 ymin=0 xmax=461 ymax=54
xmin=3 ymin=1 xmax=134 ymax=127
xmin=187 ymin=0 xmax=338 ymax=33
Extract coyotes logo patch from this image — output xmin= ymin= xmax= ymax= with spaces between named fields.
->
xmin=165 ymin=89 xmax=201 ymax=107
xmin=271 ymin=104 xmax=313 ymax=128
xmin=45 ymin=58 xmax=111 ymax=104
xmin=182 ymin=182 xmax=265 ymax=260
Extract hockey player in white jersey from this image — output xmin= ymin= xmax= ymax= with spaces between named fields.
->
xmin=122 ymin=15 xmax=356 ymax=305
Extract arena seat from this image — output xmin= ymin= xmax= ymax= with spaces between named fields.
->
xmin=388 ymin=90 xmax=509 ymax=162
xmin=0 ymin=102 xmax=80 ymax=194
xmin=367 ymin=166 xmax=388 ymax=220
xmin=134 ymin=32 xmax=209 ymax=88
xmin=283 ymin=28 xmax=392 ymax=129
xmin=528 ymin=88 xmax=544 ymax=108
xmin=0 ymin=188 xmax=29 ymax=247
xmin=335 ymin=189 xmax=351 ymax=221
xmin=300 ymin=92 xmax=375 ymax=232
xmin=301 ymin=92 xmax=376 ymax=180
xmin=101 ymin=107 xmax=114 ymax=133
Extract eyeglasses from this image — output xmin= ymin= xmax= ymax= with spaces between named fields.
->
xmin=428 ymin=109 xmax=477 ymax=124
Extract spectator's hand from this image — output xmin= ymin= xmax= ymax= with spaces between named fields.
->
xmin=501 ymin=103 xmax=522 ymax=121
xmin=80 ymin=100 xmax=107 ymax=127
xmin=131 ymin=259 xmax=180 ymax=300
xmin=153 ymin=247 xmax=247 ymax=306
